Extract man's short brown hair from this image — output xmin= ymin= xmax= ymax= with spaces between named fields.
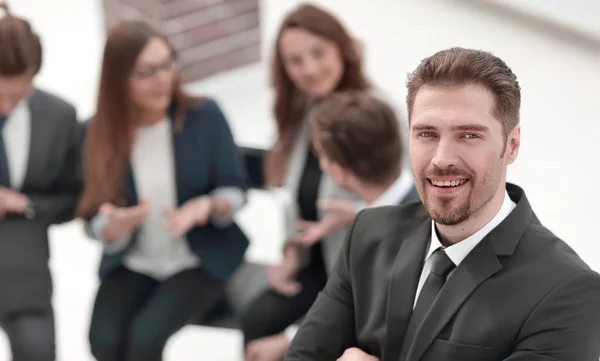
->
xmin=406 ymin=47 xmax=521 ymax=137
xmin=311 ymin=91 xmax=403 ymax=184
xmin=0 ymin=2 xmax=42 ymax=76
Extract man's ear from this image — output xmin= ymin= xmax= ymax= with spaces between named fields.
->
xmin=505 ymin=125 xmax=520 ymax=164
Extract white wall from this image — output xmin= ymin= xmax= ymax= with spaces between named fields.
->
xmin=10 ymin=0 xmax=105 ymax=119
xmin=487 ymin=0 xmax=600 ymax=39
xmin=1 ymin=0 xmax=599 ymax=360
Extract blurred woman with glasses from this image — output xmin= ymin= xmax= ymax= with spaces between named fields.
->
xmin=77 ymin=20 xmax=249 ymax=361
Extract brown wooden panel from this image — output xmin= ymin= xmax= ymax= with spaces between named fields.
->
xmin=100 ymin=0 xmax=261 ymax=83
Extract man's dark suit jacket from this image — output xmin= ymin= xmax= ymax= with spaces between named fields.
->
xmin=285 ymin=183 xmax=600 ymax=361
xmin=0 ymin=89 xmax=81 ymax=314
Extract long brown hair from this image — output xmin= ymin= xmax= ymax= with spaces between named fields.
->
xmin=0 ymin=1 xmax=42 ymax=76
xmin=77 ymin=20 xmax=195 ymax=217
xmin=265 ymin=3 xmax=370 ymax=186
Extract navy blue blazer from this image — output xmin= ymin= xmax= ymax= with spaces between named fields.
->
xmin=84 ymin=98 xmax=250 ymax=282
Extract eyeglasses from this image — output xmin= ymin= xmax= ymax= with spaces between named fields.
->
xmin=131 ymin=58 xmax=179 ymax=79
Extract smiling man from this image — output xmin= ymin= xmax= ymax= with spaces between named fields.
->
xmin=284 ymin=47 xmax=600 ymax=361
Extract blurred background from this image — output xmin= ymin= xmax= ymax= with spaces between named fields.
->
xmin=2 ymin=0 xmax=600 ymax=360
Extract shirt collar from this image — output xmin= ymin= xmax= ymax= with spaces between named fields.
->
xmin=427 ymin=190 xmax=517 ymax=266
xmin=369 ymin=167 xmax=414 ymax=208
xmin=2 ymin=101 xmax=28 ymax=132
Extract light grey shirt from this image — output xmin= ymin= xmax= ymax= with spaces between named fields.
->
xmin=123 ymin=119 xmax=200 ymax=279
xmin=365 ymin=167 xmax=415 ymax=209
xmin=2 ymin=101 xmax=31 ymax=190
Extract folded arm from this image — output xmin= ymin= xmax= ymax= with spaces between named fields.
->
xmin=87 ymin=213 xmax=133 ymax=254
xmin=209 ymin=186 xmax=245 ymax=227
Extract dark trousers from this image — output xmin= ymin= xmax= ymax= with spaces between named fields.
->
xmin=0 ymin=307 xmax=55 ymax=361
xmin=88 ymin=266 xmax=225 ymax=361
xmin=240 ymin=244 xmax=327 ymax=344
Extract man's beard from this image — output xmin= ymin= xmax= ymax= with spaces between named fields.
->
xmin=425 ymin=193 xmax=472 ymax=225
xmin=419 ymin=163 xmax=501 ymax=226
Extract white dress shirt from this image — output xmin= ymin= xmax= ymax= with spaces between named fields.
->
xmin=2 ymin=101 xmax=31 ymax=190
xmin=414 ymin=190 xmax=517 ymax=307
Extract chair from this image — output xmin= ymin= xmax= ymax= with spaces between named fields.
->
xmin=198 ymin=261 xmax=269 ymax=328
xmin=238 ymin=146 xmax=266 ymax=190
xmin=195 ymin=145 xmax=270 ymax=329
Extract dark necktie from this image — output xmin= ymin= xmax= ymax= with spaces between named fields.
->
xmin=0 ymin=115 xmax=10 ymax=187
xmin=403 ymin=248 xmax=456 ymax=348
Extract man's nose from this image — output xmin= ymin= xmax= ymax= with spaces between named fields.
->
xmin=431 ymin=139 xmax=460 ymax=169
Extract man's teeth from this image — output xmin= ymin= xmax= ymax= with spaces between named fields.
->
xmin=431 ymin=179 xmax=467 ymax=187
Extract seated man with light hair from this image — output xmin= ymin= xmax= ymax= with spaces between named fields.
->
xmin=244 ymin=90 xmax=417 ymax=361
xmin=310 ymin=91 xmax=419 ymax=210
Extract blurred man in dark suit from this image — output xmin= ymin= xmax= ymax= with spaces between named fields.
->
xmin=0 ymin=4 xmax=81 ymax=361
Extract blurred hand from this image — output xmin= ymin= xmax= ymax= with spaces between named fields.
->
xmin=0 ymin=187 xmax=28 ymax=219
xmin=337 ymin=348 xmax=380 ymax=361
xmin=268 ymin=246 xmax=302 ymax=297
xmin=162 ymin=196 xmax=212 ymax=238
xmin=99 ymin=200 xmax=149 ymax=242
xmin=245 ymin=333 xmax=290 ymax=361
xmin=291 ymin=199 xmax=357 ymax=246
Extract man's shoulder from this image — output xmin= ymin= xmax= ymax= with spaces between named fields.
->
xmin=31 ymin=88 xmax=76 ymax=115
xmin=521 ymin=221 xmax=597 ymax=276
xmin=350 ymin=202 xmax=428 ymax=246
xmin=341 ymin=203 xmax=428 ymax=286
xmin=506 ymin=220 xmax=600 ymax=305
xmin=357 ymin=202 xmax=426 ymax=225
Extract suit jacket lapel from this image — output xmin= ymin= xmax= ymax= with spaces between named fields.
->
xmin=405 ymin=184 xmax=534 ymax=361
xmin=170 ymin=117 xmax=185 ymax=207
xmin=22 ymin=91 xmax=52 ymax=190
xmin=405 ymin=240 xmax=502 ymax=361
xmin=384 ymin=216 xmax=430 ymax=361
xmin=124 ymin=166 xmax=138 ymax=206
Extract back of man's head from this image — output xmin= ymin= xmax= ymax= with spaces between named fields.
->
xmin=311 ymin=91 xmax=403 ymax=185
xmin=0 ymin=2 xmax=42 ymax=77
xmin=0 ymin=2 xmax=42 ymax=115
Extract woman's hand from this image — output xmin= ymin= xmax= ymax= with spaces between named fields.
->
xmin=99 ymin=200 xmax=150 ymax=242
xmin=162 ymin=196 xmax=213 ymax=238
